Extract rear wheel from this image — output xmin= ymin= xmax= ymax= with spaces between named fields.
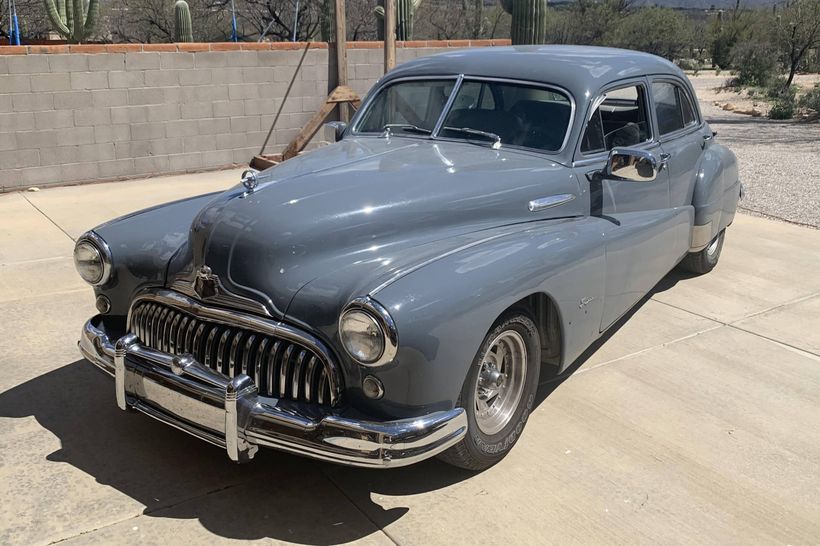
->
xmin=438 ymin=311 xmax=541 ymax=471
xmin=678 ymin=229 xmax=725 ymax=274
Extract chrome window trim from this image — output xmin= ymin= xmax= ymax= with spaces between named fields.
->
xmin=76 ymin=230 xmax=113 ymax=287
xmin=648 ymin=77 xmax=703 ymax=141
xmin=339 ymin=296 xmax=399 ymax=367
xmin=350 ymin=74 xmax=576 ymax=155
xmin=577 ymin=80 xmax=654 ymax=159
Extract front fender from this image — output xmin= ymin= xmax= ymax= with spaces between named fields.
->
xmin=91 ymin=192 xmax=222 ymax=316
xmin=366 ymin=216 xmax=612 ymax=418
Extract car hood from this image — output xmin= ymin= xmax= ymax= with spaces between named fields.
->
xmin=168 ymin=137 xmax=582 ymax=318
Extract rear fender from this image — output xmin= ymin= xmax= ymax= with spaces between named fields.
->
xmin=691 ymin=142 xmax=739 ymax=250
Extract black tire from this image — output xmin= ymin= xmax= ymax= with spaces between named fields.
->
xmin=438 ymin=311 xmax=541 ymax=471
xmin=678 ymin=229 xmax=725 ymax=275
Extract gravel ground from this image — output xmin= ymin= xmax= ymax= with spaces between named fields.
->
xmin=689 ymin=73 xmax=820 ymax=228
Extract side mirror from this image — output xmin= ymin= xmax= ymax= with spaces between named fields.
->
xmin=325 ymin=121 xmax=348 ymax=142
xmin=605 ymin=148 xmax=659 ymax=182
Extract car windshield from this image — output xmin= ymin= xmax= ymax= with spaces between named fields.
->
xmin=354 ymin=78 xmax=573 ymax=153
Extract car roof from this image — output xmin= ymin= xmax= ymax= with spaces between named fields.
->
xmin=385 ymin=45 xmax=685 ymax=99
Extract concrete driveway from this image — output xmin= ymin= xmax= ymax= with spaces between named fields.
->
xmin=1 ymin=172 xmax=818 ymax=545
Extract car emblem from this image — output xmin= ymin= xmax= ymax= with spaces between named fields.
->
xmin=193 ymin=265 xmax=219 ymax=299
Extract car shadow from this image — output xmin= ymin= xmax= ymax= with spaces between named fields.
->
xmin=0 ymin=269 xmax=691 ymax=543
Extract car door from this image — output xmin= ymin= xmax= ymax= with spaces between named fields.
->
xmin=649 ymin=78 xmax=709 ymax=213
xmin=572 ymin=79 xmax=687 ymax=331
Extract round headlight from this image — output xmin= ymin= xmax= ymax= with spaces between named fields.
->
xmin=340 ymin=310 xmax=385 ymax=364
xmin=74 ymin=234 xmax=112 ymax=286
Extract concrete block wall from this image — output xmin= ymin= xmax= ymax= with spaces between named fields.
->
xmin=0 ymin=39 xmax=510 ymax=192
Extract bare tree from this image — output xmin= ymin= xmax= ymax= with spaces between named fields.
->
xmin=775 ymin=0 xmax=820 ymax=88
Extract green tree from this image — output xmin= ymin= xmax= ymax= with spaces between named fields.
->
xmin=775 ymin=0 xmax=820 ymax=88
xmin=605 ymin=7 xmax=694 ymax=60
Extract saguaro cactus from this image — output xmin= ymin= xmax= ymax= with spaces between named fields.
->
xmin=500 ymin=0 xmax=548 ymax=45
xmin=375 ymin=0 xmax=423 ymax=41
xmin=44 ymin=0 xmax=100 ymax=43
xmin=174 ymin=0 xmax=193 ymax=42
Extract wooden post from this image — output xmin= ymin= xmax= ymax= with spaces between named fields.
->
xmin=334 ymin=0 xmax=349 ymax=122
xmin=384 ymin=0 xmax=396 ymax=72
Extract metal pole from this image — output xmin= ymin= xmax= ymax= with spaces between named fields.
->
xmin=292 ymin=0 xmax=299 ymax=42
xmin=384 ymin=0 xmax=396 ymax=72
xmin=230 ymin=0 xmax=238 ymax=42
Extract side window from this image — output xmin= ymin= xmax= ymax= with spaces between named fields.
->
xmin=581 ymin=85 xmax=651 ymax=154
xmin=652 ymin=81 xmax=698 ymax=135
xmin=452 ymin=81 xmax=495 ymax=111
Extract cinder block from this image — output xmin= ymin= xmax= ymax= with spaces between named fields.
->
xmin=109 ymin=71 xmax=145 ymax=89
xmin=149 ymin=137 xmax=184 ymax=155
xmin=245 ymin=130 xmax=267 ymax=149
xmin=12 ymin=93 xmax=54 ymax=112
xmin=91 ymin=89 xmax=128 ymax=108
xmin=146 ymin=103 xmax=181 ymax=122
xmin=0 ymin=132 xmax=15 ymax=151
xmin=228 ymin=84 xmax=259 ymax=100
xmin=39 ymin=144 xmax=82 ymax=166
xmin=0 ymin=112 xmax=36 ymax=132
xmin=180 ymin=102 xmax=213 ymax=119
xmin=258 ymin=82 xmax=289 ymax=99
xmin=257 ymin=50 xmax=294 ymax=67
xmin=134 ymin=155 xmax=170 ymax=175
xmin=195 ymin=52 xmax=229 ymax=69
xmin=94 ymin=124 xmax=131 ymax=143
xmin=7 ymin=55 xmax=50 ymax=74
xmin=0 ymin=95 xmax=11 ymax=113
xmin=61 ymin=161 xmax=100 ymax=183
xmin=89 ymin=54 xmax=125 ymax=71
xmin=183 ymin=134 xmax=218 ymax=152
xmin=111 ymin=105 xmax=149 ymax=124
xmin=98 ymin=158 xmax=135 ymax=178
xmin=128 ymin=87 xmax=165 ymax=106
xmin=168 ymin=152 xmax=203 ymax=171
xmin=216 ymin=132 xmax=246 ymax=150
xmin=163 ymin=86 xmax=183 ymax=103
xmin=125 ymin=52 xmax=161 ymax=70
xmin=213 ymin=100 xmax=244 ymax=118
xmin=20 ymin=164 xmax=62 ymax=185
xmin=115 ymin=140 xmax=151 ymax=159
xmin=0 ymin=74 xmax=32 ymax=93
xmin=145 ymin=69 xmax=180 ymax=87
xmin=0 ymin=149 xmax=39 ymax=168
xmin=202 ymin=149 xmax=235 ymax=168
xmin=70 ymin=71 xmax=109 ymax=90
xmin=224 ymin=51 xmax=259 ymax=68
xmin=0 ymin=169 xmax=23 ymax=191
xmin=47 ymin=54 xmax=89 ymax=73
xmin=160 ymin=52 xmax=195 ymax=70
xmin=244 ymin=98 xmax=276 ymax=116
xmin=53 ymin=90 xmax=92 ymax=109
xmin=61 ymin=126 xmax=95 ymax=145
xmin=197 ymin=117 xmax=231 ymax=135
xmin=179 ymin=69 xmax=212 ymax=86
xmin=241 ymin=67 xmax=275 ymax=83
xmin=16 ymin=129 xmax=57 ymax=150
xmin=230 ymin=115 xmax=260 ymax=134
xmin=232 ymin=147 xmax=257 ymax=164
xmin=210 ymin=67 xmax=244 ymax=84
xmin=182 ymin=84 xmax=228 ymax=103
xmin=34 ymin=109 xmax=75 ymax=130
xmin=130 ymin=122 xmax=166 ymax=141
xmin=166 ymin=119 xmax=199 ymax=138
xmin=30 ymin=73 xmax=71 ymax=92
xmin=74 ymin=107 xmax=111 ymax=127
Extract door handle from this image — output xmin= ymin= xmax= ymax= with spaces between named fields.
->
xmin=659 ymin=153 xmax=671 ymax=169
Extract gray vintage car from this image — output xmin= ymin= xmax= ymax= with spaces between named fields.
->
xmin=77 ymin=45 xmax=740 ymax=470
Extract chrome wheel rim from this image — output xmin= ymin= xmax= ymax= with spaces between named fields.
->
xmin=474 ymin=329 xmax=527 ymax=436
xmin=706 ymin=233 xmax=721 ymax=257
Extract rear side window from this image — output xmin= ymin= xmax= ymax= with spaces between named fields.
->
xmin=652 ymin=82 xmax=698 ymax=135
xmin=581 ymin=85 xmax=651 ymax=154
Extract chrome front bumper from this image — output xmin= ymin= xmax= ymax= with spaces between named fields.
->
xmin=79 ymin=317 xmax=467 ymax=468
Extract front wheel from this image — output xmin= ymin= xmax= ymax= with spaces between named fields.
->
xmin=438 ymin=311 xmax=541 ymax=471
xmin=678 ymin=229 xmax=726 ymax=275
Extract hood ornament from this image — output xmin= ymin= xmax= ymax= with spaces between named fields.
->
xmin=241 ymin=169 xmax=258 ymax=194
xmin=193 ymin=265 xmax=219 ymax=299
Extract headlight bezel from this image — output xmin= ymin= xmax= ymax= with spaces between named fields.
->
xmin=339 ymin=297 xmax=398 ymax=367
xmin=74 ymin=231 xmax=113 ymax=287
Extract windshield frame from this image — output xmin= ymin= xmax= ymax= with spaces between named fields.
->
xmin=350 ymin=74 xmax=576 ymax=155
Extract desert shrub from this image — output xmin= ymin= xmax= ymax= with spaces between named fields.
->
xmin=729 ymin=41 xmax=779 ymax=87
xmin=798 ymin=84 xmax=820 ymax=113
xmin=768 ymin=96 xmax=796 ymax=119
xmin=677 ymin=58 xmax=699 ymax=71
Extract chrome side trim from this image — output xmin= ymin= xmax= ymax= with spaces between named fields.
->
xmin=79 ymin=317 xmax=468 ymax=468
xmin=528 ymin=194 xmax=576 ymax=212
xmin=170 ymin=276 xmax=274 ymax=318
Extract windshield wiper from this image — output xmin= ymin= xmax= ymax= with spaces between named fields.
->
xmin=381 ymin=124 xmax=432 ymax=137
xmin=442 ymin=126 xmax=502 ymax=149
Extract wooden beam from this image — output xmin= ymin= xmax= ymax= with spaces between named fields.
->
xmin=334 ymin=0 xmax=349 ymax=122
xmin=281 ymin=86 xmax=361 ymax=160
xmin=384 ymin=0 xmax=396 ymax=72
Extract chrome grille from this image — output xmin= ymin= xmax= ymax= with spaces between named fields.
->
xmin=129 ymin=301 xmax=339 ymax=406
